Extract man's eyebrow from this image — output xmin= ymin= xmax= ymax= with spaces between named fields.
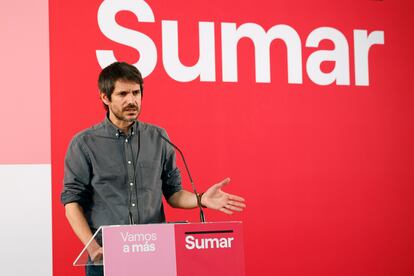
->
xmin=115 ymin=89 xmax=138 ymax=93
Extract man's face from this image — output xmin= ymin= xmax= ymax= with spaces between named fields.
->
xmin=101 ymin=79 xmax=142 ymax=126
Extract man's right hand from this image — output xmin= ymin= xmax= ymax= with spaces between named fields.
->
xmin=65 ymin=203 xmax=103 ymax=264
xmin=88 ymin=245 xmax=103 ymax=264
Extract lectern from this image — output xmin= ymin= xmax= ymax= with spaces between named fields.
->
xmin=74 ymin=222 xmax=245 ymax=276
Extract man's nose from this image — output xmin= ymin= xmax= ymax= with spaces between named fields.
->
xmin=125 ymin=92 xmax=136 ymax=103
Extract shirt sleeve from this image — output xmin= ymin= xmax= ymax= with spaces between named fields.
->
xmin=61 ymin=135 xmax=93 ymax=208
xmin=160 ymin=129 xmax=183 ymax=199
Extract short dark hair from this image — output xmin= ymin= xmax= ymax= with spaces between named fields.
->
xmin=98 ymin=62 xmax=144 ymax=110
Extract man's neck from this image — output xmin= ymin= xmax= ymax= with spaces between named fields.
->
xmin=108 ymin=113 xmax=135 ymax=134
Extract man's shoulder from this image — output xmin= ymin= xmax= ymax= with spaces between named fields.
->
xmin=138 ymin=121 xmax=171 ymax=142
xmin=138 ymin=121 xmax=166 ymax=133
xmin=70 ymin=120 xmax=107 ymax=142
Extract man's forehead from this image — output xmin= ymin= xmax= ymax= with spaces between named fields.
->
xmin=114 ymin=79 xmax=141 ymax=90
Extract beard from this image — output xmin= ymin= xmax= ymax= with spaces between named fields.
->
xmin=111 ymin=104 xmax=141 ymax=123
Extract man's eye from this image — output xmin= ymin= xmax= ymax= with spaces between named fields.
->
xmin=133 ymin=90 xmax=140 ymax=95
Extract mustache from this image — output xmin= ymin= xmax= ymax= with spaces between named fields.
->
xmin=123 ymin=104 xmax=138 ymax=111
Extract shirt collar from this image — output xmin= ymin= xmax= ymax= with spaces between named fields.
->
xmin=103 ymin=114 xmax=139 ymax=138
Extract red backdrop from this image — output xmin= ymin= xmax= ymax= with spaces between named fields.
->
xmin=51 ymin=1 xmax=414 ymax=275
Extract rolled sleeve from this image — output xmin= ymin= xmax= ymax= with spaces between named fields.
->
xmin=160 ymin=130 xmax=182 ymax=199
xmin=162 ymin=166 xmax=182 ymax=200
xmin=61 ymin=136 xmax=92 ymax=207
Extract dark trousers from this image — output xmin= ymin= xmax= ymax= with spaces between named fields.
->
xmin=86 ymin=265 xmax=104 ymax=276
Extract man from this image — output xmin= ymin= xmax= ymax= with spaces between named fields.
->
xmin=61 ymin=62 xmax=246 ymax=276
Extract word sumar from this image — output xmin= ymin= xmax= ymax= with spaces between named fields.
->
xmin=97 ymin=0 xmax=384 ymax=86
xmin=185 ymin=235 xmax=234 ymax=250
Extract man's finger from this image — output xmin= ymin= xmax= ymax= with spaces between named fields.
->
xmin=216 ymin=177 xmax=231 ymax=187
xmin=228 ymin=194 xmax=245 ymax=202
xmin=219 ymin=207 xmax=233 ymax=215
xmin=228 ymin=200 xmax=246 ymax=208
xmin=226 ymin=204 xmax=244 ymax=212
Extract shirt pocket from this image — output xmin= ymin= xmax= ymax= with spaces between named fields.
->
xmin=138 ymin=160 xmax=162 ymax=190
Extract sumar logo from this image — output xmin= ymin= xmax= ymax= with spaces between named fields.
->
xmin=184 ymin=230 xmax=235 ymax=250
xmin=97 ymin=0 xmax=384 ymax=86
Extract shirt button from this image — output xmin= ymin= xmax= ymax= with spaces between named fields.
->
xmin=130 ymin=182 xmax=134 ymax=186
xmin=128 ymin=161 xmax=132 ymax=164
xmin=131 ymin=203 xmax=136 ymax=207
xmin=125 ymin=139 xmax=128 ymax=143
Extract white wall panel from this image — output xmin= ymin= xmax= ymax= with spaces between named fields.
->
xmin=0 ymin=165 xmax=52 ymax=275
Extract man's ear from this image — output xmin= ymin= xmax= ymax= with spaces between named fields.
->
xmin=100 ymin=93 xmax=110 ymax=105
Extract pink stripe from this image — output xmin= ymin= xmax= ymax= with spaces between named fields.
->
xmin=0 ymin=1 xmax=50 ymax=164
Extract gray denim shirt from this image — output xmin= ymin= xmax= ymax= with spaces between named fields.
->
xmin=61 ymin=117 xmax=182 ymax=230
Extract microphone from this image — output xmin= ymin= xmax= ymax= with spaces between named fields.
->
xmin=158 ymin=133 xmax=206 ymax=223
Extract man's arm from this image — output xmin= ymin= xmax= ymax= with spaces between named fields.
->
xmin=167 ymin=177 xmax=246 ymax=214
xmin=65 ymin=202 xmax=102 ymax=263
xmin=62 ymin=136 xmax=102 ymax=260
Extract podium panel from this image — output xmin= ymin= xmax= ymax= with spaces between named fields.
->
xmin=174 ymin=222 xmax=245 ymax=276
xmin=98 ymin=222 xmax=244 ymax=276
